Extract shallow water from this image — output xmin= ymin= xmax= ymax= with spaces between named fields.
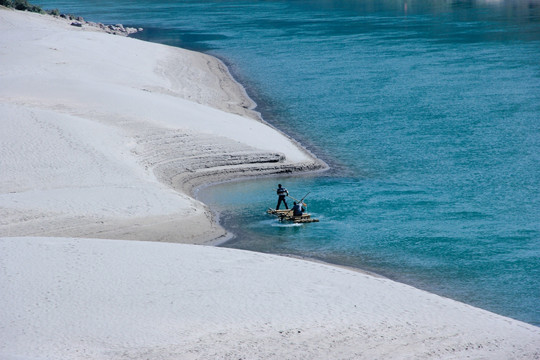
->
xmin=37 ymin=0 xmax=540 ymax=326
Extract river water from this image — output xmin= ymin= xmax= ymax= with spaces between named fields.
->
xmin=37 ymin=0 xmax=540 ymax=326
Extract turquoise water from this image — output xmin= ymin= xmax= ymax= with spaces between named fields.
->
xmin=37 ymin=0 xmax=540 ymax=326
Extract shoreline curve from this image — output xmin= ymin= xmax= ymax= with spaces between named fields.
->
xmin=0 ymin=7 xmax=327 ymax=245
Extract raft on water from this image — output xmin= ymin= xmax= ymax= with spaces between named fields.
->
xmin=267 ymin=208 xmax=319 ymax=223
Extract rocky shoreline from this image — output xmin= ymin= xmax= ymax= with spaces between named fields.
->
xmin=0 ymin=4 xmax=142 ymax=36
xmin=56 ymin=13 xmax=143 ymax=36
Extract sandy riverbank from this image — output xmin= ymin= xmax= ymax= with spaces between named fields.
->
xmin=0 ymin=7 xmax=324 ymax=244
xmin=2 ymin=236 xmax=540 ymax=359
xmin=0 ymin=7 xmax=539 ymax=360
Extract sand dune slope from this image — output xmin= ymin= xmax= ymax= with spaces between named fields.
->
xmin=1 ymin=237 xmax=539 ymax=360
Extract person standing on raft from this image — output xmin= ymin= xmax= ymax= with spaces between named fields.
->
xmin=276 ymin=184 xmax=289 ymax=210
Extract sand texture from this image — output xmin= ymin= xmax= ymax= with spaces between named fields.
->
xmin=1 ymin=237 xmax=539 ymax=360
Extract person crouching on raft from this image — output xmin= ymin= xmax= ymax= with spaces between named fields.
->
xmin=292 ymin=201 xmax=305 ymax=217
xmin=276 ymin=184 xmax=289 ymax=210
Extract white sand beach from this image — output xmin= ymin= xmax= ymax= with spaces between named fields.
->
xmin=0 ymin=7 xmax=323 ymax=244
xmin=0 ymin=7 xmax=539 ymax=360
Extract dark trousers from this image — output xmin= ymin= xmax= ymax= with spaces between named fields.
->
xmin=276 ymin=196 xmax=288 ymax=210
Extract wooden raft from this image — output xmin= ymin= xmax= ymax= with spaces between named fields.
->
xmin=267 ymin=208 xmax=319 ymax=223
